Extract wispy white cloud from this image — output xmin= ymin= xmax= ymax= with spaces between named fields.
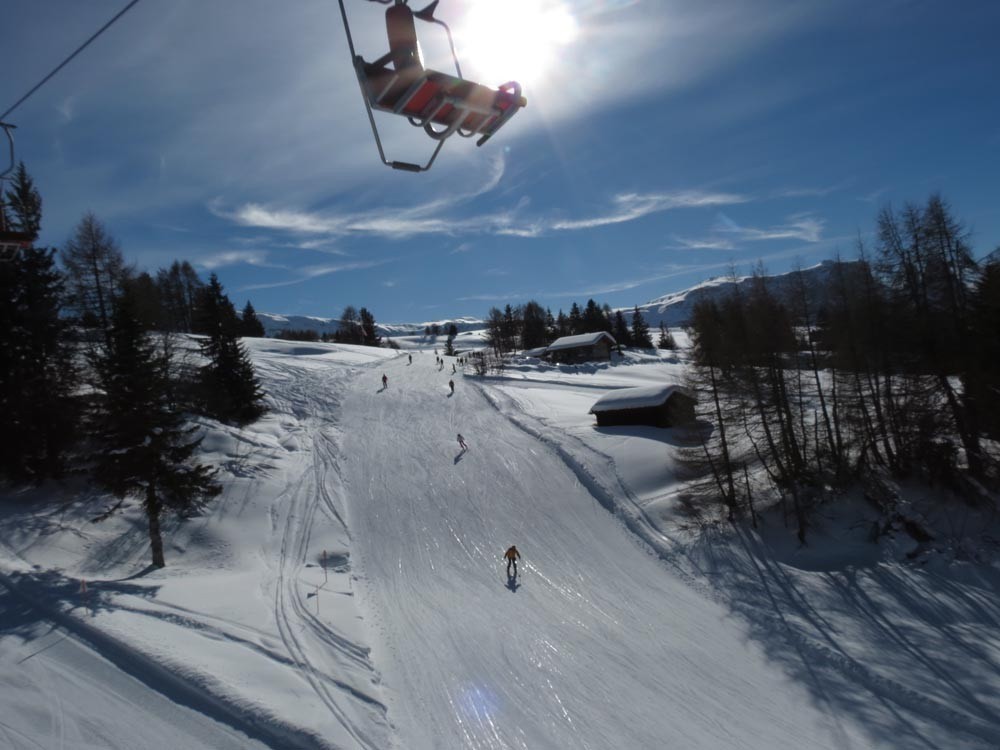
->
xmin=239 ymin=259 xmax=388 ymax=291
xmin=768 ymin=184 xmax=844 ymax=199
xmin=197 ymin=249 xmax=275 ymax=270
xmin=666 ymin=214 xmax=824 ymax=253
xmin=714 ymin=213 xmax=824 ymax=243
xmin=858 ymin=187 xmax=890 ymax=204
xmin=549 ymin=191 xmax=749 ymax=231
xmin=217 ymin=188 xmax=748 ymax=242
xmin=667 ymin=236 xmax=737 ymax=251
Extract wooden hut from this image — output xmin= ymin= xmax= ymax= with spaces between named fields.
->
xmin=589 ymin=385 xmax=696 ymax=428
xmin=545 ymin=332 xmax=616 ymax=364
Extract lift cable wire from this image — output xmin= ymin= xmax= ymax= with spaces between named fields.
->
xmin=0 ymin=0 xmax=146 ymax=122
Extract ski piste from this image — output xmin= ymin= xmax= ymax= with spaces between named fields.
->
xmin=2 ymin=338 xmax=997 ymax=749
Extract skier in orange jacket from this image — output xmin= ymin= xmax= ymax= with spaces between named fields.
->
xmin=504 ymin=545 xmax=521 ymax=577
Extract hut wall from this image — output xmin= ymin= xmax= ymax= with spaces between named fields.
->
xmin=594 ymin=403 xmax=670 ymax=428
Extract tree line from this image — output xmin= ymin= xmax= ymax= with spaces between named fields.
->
xmin=275 ymin=305 xmax=384 ymax=347
xmin=483 ymin=299 xmax=672 ymax=356
xmin=685 ymin=195 xmax=999 ymax=543
xmin=1 ymin=163 xmax=266 ymax=567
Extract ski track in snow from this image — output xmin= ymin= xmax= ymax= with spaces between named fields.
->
xmin=337 ymin=356 xmax=871 ymax=750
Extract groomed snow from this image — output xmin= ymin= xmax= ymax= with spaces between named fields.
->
xmin=2 ymin=340 xmax=998 ymax=749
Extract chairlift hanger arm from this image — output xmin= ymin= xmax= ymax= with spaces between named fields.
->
xmin=0 ymin=122 xmax=17 ymax=180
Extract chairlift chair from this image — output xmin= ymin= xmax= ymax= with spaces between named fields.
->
xmin=0 ymin=122 xmax=32 ymax=261
xmin=337 ymin=0 xmax=527 ymax=172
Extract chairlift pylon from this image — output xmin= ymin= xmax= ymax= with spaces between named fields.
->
xmin=336 ymin=0 xmax=527 ymax=173
xmin=0 ymin=121 xmax=33 ymax=261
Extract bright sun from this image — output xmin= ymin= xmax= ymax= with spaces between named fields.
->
xmin=454 ymin=0 xmax=579 ymax=92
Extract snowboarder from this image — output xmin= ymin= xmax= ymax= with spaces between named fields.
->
xmin=457 ymin=433 xmax=468 ymax=451
xmin=382 ymin=373 xmax=388 ymax=389
xmin=448 ymin=379 xmax=455 ymax=394
xmin=504 ymin=545 xmax=520 ymax=577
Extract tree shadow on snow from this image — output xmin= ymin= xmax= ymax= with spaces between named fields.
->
xmin=685 ymin=522 xmax=1000 ymax=749
xmin=0 ymin=568 xmax=160 ymax=627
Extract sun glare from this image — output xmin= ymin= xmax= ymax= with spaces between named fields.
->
xmin=454 ymin=0 xmax=579 ymax=91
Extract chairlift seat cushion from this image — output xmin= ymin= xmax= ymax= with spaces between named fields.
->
xmin=361 ymin=62 xmax=525 ymax=136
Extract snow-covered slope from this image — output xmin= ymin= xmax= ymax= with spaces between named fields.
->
xmin=338 ymin=356 xmax=866 ymax=749
xmin=2 ymin=337 xmax=998 ymax=749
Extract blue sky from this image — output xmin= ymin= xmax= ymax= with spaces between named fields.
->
xmin=3 ymin=0 xmax=998 ymax=323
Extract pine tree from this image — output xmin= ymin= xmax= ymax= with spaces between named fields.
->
xmin=521 ymin=301 xmax=548 ymax=350
xmin=91 ymin=289 xmax=220 ymax=567
xmin=568 ymin=302 xmax=583 ymax=335
xmin=122 ymin=271 xmax=161 ymax=331
xmin=631 ymin=307 xmax=653 ymax=348
xmin=196 ymin=274 xmax=266 ymax=424
xmin=0 ymin=247 xmax=78 ymax=481
xmin=241 ymin=301 xmax=265 ymax=337
xmin=337 ymin=305 xmax=362 ymax=344
xmin=657 ymin=321 xmax=676 ymax=349
xmin=612 ymin=310 xmax=631 ymax=349
xmin=545 ymin=308 xmax=557 ymax=342
xmin=359 ymin=307 xmax=381 ymax=347
xmin=3 ymin=162 xmax=42 ymax=240
xmin=555 ymin=310 xmax=569 ymax=338
xmin=582 ymin=299 xmax=605 ymax=333
xmin=969 ymin=252 xmax=1000 ymax=439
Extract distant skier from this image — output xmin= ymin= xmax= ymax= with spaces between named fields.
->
xmin=408 ymin=353 xmax=412 ymax=364
xmin=451 ymin=363 xmax=456 ymax=374
xmin=504 ymin=545 xmax=521 ymax=577
xmin=449 ymin=379 xmax=455 ymax=395
xmin=457 ymin=433 xmax=468 ymax=451
xmin=382 ymin=373 xmax=388 ymax=389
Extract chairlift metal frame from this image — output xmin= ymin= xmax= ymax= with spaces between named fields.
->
xmin=0 ymin=121 xmax=33 ymax=261
xmin=336 ymin=0 xmax=526 ymax=172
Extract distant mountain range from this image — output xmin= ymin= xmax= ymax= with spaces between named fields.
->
xmin=254 ymin=313 xmax=485 ymax=340
xmin=633 ymin=259 xmax=851 ymax=330
xmin=257 ymin=261 xmax=851 ymax=338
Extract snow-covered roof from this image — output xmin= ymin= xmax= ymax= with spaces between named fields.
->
xmin=589 ymin=384 xmax=695 ymax=413
xmin=546 ymin=331 xmax=616 ymax=352
xmin=523 ymin=346 xmax=548 ymax=358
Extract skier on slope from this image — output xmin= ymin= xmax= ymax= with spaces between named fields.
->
xmin=408 ymin=353 xmax=412 ymax=364
xmin=457 ymin=433 xmax=468 ymax=451
xmin=382 ymin=373 xmax=388 ymax=389
xmin=504 ymin=545 xmax=521 ymax=577
xmin=449 ymin=379 xmax=455 ymax=395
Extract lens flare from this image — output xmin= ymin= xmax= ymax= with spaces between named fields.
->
xmin=455 ymin=0 xmax=579 ymax=92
